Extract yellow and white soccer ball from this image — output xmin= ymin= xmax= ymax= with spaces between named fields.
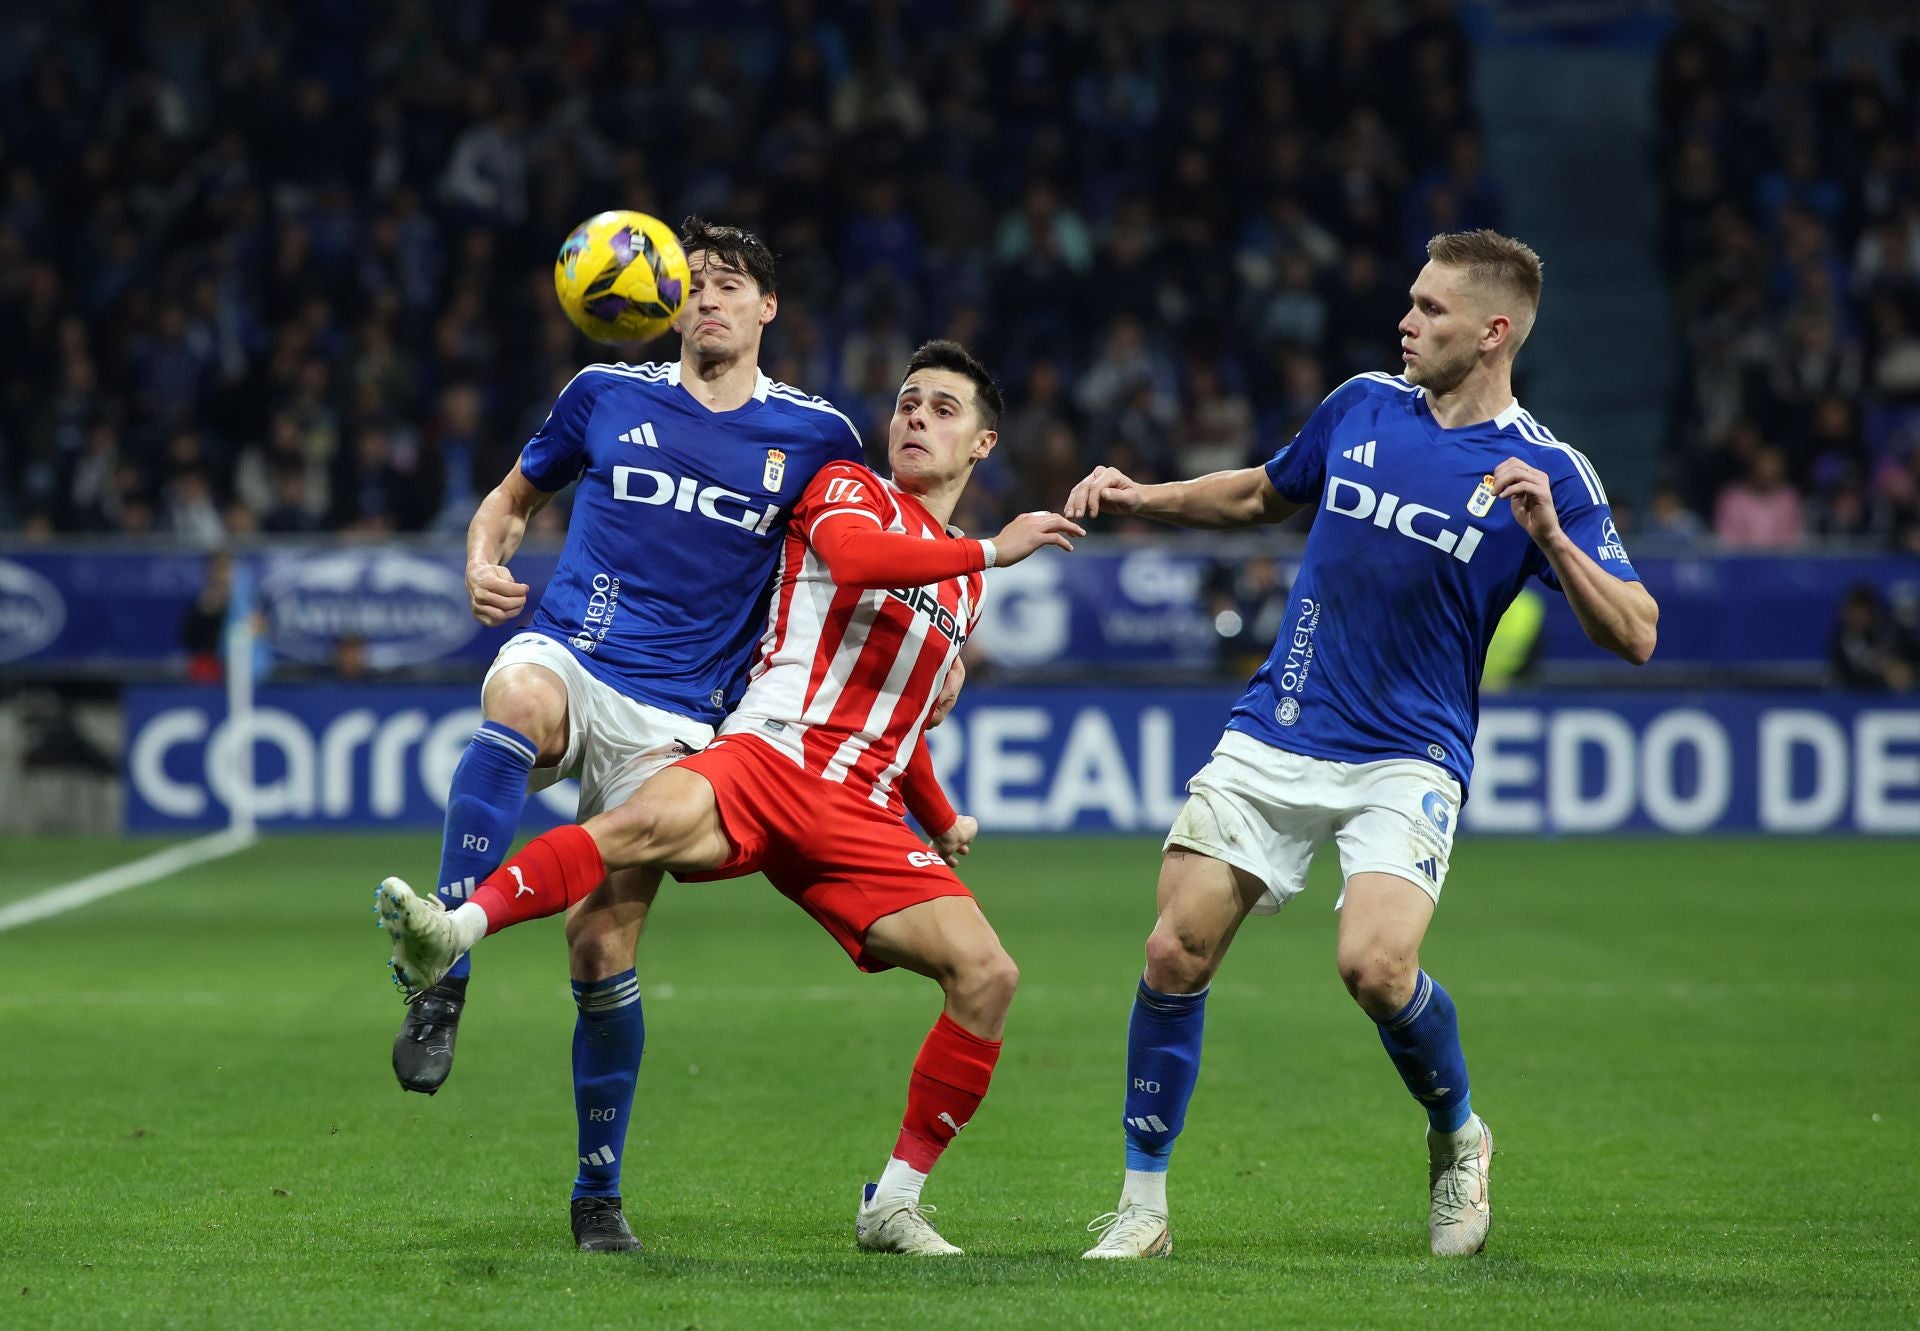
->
xmin=553 ymin=210 xmax=690 ymax=344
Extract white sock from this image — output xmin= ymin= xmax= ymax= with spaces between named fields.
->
xmin=1122 ymin=1168 xmax=1168 ymax=1214
xmin=448 ymin=902 xmax=489 ymax=954
xmin=868 ymin=1157 xmax=929 ymax=1211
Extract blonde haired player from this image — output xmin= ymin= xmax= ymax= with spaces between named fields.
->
xmin=1068 ymin=230 xmax=1658 ymax=1259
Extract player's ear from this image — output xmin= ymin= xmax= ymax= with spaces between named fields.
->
xmin=971 ymin=429 xmax=998 ymax=463
xmin=1482 ymin=313 xmax=1510 ymax=353
xmin=759 ymin=290 xmax=777 ymax=326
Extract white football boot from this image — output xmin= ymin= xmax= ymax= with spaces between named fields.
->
xmin=375 ymin=876 xmax=460 ymax=998
xmin=1426 ymin=1115 xmax=1493 ymax=1256
xmin=856 ymin=1183 xmax=963 ymax=1255
xmin=1082 ymin=1196 xmax=1172 ymax=1259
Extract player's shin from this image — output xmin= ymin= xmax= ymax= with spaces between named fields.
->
xmin=1374 ymin=970 xmax=1472 ymax=1133
xmin=454 ymin=824 xmax=608 ymax=948
xmin=434 ymin=721 xmax=538 ymax=979
xmin=869 ymin=1013 xmax=1001 ymax=1211
xmin=1121 ymin=978 xmax=1209 ymax=1212
xmin=572 ymin=970 xmax=645 ymax=1200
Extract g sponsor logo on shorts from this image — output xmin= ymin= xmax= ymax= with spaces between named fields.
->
xmin=1276 ymin=697 xmax=1301 ymax=727
xmin=1421 ymin=790 xmax=1451 ymax=834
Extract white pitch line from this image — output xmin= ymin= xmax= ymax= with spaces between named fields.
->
xmin=0 ymin=828 xmax=258 ymax=934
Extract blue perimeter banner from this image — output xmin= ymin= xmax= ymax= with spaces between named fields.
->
xmin=123 ymin=685 xmax=1920 ymax=836
xmin=8 ymin=545 xmax=1919 ymax=673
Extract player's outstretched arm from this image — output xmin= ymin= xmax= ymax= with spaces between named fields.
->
xmin=1064 ymin=464 xmax=1300 ymax=530
xmin=465 ymin=462 xmax=553 ymax=626
xmin=1492 ymin=458 xmax=1659 ymax=665
xmin=811 ymin=510 xmax=1083 ymax=588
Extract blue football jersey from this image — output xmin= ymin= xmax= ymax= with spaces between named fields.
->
xmin=1229 ymin=371 xmax=1639 ymax=791
xmin=520 ymin=361 xmax=862 ymax=723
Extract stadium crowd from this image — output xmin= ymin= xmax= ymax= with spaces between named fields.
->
xmin=0 ymin=0 xmax=1484 ymax=543
xmin=1656 ymin=6 xmax=1920 ymax=552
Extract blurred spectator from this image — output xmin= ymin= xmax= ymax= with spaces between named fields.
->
xmin=1829 ymin=583 xmax=1918 ymax=691
xmin=1714 ymin=445 xmax=1804 ymax=548
xmin=1657 ymin=12 xmax=1920 ymax=550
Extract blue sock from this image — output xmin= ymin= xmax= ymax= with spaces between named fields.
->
xmin=572 ymin=970 xmax=644 ymax=1200
xmin=1122 ymin=978 xmax=1208 ymax=1172
xmin=434 ymin=721 xmax=537 ymax=980
xmin=1374 ymin=971 xmax=1473 ymax=1133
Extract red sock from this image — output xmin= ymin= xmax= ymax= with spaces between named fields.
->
xmin=892 ymin=1013 xmax=1002 ymax=1173
xmin=468 ymin=825 xmax=606 ymax=935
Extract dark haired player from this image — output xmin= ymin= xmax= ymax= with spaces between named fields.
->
xmin=1067 ymin=231 xmax=1659 ymax=1259
xmin=388 ymin=223 xmax=1049 ymax=1252
xmin=380 ymin=342 xmax=1084 ymax=1255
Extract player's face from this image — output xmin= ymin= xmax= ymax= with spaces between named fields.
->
xmin=677 ymin=251 xmax=775 ymax=360
xmin=889 ymin=370 xmax=995 ymax=485
xmin=1398 ymin=262 xmax=1484 ymax=393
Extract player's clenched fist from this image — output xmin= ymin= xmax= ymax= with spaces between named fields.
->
xmin=991 ymin=510 xmax=1085 ymax=565
xmin=467 ymin=561 xmax=531 ymax=626
xmin=1490 ymin=458 xmax=1562 ymax=545
xmin=1063 ymin=465 xmax=1144 ymax=520
xmin=928 ymin=813 xmax=978 ymax=866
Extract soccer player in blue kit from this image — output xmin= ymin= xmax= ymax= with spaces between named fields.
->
xmin=1066 ymin=231 xmax=1660 ymax=1259
xmin=387 ymin=218 xmax=979 ymax=1252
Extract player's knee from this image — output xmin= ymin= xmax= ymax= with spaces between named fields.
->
xmin=1338 ymin=948 xmax=1417 ymax=1015
xmin=484 ymin=678 xmax=565 ymax=756
xmin=1144 ymin=920 xmax=1216 ymax=991
xmin=567 ymin=917 xmax=640 ymax=981
xmin=949 ymin=945 xmax=1018 ymax=1019
xmin=590 ymin=799 xmax=664 ymax=865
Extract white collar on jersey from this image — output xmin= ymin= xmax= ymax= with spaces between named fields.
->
xmin=1493 ymin=399 xmax=1523 ymax=429
xmin=666 ymin=361 xmax=772 ymax=402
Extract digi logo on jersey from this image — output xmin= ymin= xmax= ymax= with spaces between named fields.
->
xmin=886 ymin=584 xmax=968 ymax=647
xmin=611 ymin=465 xmax=782 ymax=534
xmin=1323 ymin=476 xmax=1486 ymax=564
xmin=571 ymin=572 xmax=621 ymax=653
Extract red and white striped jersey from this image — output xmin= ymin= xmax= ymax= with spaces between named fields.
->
xmin=720 ymin=461 xmax=983 ymax=814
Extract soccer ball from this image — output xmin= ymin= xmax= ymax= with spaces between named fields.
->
xmin=553 ymin=211 xmax=690 ymax=344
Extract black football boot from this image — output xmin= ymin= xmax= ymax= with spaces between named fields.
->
xmin=391 ymin=975 xmax=468 ymax=1094
xmin=571 ymin=1196 xmax=643 ymax=1253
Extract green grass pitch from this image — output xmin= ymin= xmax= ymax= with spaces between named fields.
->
xmin=2 ymin=834 xmax=1915 ymax=1329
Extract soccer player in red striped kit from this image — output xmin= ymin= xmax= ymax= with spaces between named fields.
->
xmin=378 ymin=340 xmax=1083 ymax=1254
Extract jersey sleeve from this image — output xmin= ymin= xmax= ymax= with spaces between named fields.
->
xmin=1535 ymin=455 xmax=1641 ymax=591
xmin=795 ymin=462 xmax=989 ymax=588
xmin=1263 ymin=376 xmax=1376 ymax=503
xmin=899 ymin=741 xmax=957 ymax=836
xmin=520 ymin=367 xmax=616 ymax=491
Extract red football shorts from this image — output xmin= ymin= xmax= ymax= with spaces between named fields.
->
xmin=672 ymin=733 xmax=974 ymax=971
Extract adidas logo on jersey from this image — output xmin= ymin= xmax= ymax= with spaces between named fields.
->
xmin=617 ymin=423 xmax=660 ymax=447
xmin=1341 ymin=440 xmax=1377 ymax=467
xmin=1323 ymin=476 xmax=1485 ymax=564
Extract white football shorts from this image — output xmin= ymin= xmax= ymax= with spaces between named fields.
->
xmin=484 ymin=632 xmax=714 ymax=819
xmin=1164 ymin=730 xmax=1462 ymax=913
